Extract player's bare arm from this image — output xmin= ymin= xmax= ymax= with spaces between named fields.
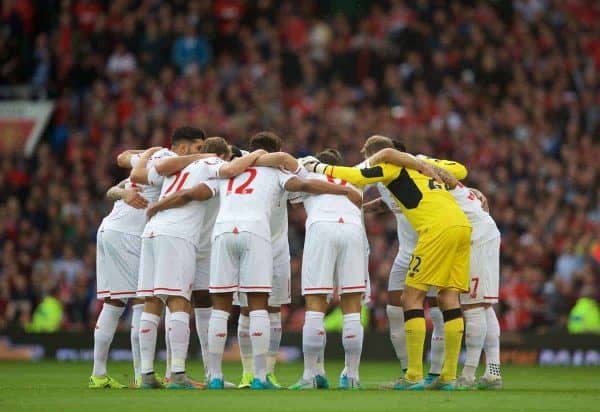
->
xmin=154 ymin=153 xmax=217 ymax=176
xmin=431 ymin=164 xmax=459 ymax=189
xmin=362 ymin=197 xmax=389 ymax=214
xmin=368 ymin=148 xmax=443 ymax=183
xmin=217 ymin=149 xmax=267 ymax=178
xmin=106 ymin=179 xmax=148 ymax=209
xmin=129 ymin=146 xmax=162 ymax=184
xmin=116 ymin=149 xmax=145 ymax=168
xmin=470 ymin=188 xmax=489 ymax=212
xmin=284 ymin=177 xmax=363 ymax=209
xmin=416 ymin=154 xmax=468 ymax=180
xmin=146 ymin=183 xmax=214 ymax=218
xmin=253 ymin=152 xmax=300 ymax=172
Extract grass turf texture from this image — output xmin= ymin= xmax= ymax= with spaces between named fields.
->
xmin=1 ymin=361 xmax=599 ymax=412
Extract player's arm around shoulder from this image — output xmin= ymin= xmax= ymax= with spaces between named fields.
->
xmin=130 ymin=146 xmax=162 ymax=184
xmin=284 ymin=176 xmax=363 ymax=208
xmin=146 ymin=182 xmax=216 ymax=219
xmin=116 ymin=149 xmax=145 ymax=168
xmin=106 ymin=179 xmax=149 ymax=209
xmin=417 ymin=154 xmax=468 ymax=180
xmin=217 ymin=149 xmax=267 ymax=178
xmin=368 ymin=148 xmax=444 ymax=183
xmin=253 ymin=152 xmax=301 ymax=173
xmin=154 ymin=153 xmax=216 ymax=176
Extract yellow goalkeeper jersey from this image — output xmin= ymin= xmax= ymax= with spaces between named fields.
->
xmin=323 ymin=162 xmax=470 ymax=234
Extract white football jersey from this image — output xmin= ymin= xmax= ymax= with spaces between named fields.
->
xmin=270 ymin=192 xmax=289 ymax=244
xmin=99 ymin=149 xmax=176 ymax=236
xmin=142 ymin=157 xmax=223 ymax=247
xmin=291 ymin=172 xmax=362 ymax=229
xmin=212 ymin=166 xmax=295 ymax=242
xmin=144 ymin=148 xmax=177 ymax=203
xmin=451 ymin=183 xmax=500 ymax=243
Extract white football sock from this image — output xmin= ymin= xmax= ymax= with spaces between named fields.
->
xmin=302 ymin=311 xmax=325 ymax=380
xmin=462 ymin=306 xmax=486 ymax=380
xmin=208 ymin=309 xmax=229 ymax=380
xmin=484 ymin=306 xmax=502 ymax=378
xmin=139 ymin=312 xmax=160 ymax=374
xmin=92 ymin=303 xmax=125 ymax=377
xmin=386 ymin=305 xmax=407 ymax=372
xmin=168 ymin=311 xmax=190 ymax=374
xmin=194 ymin=307 xmax=212 ymax=378
xmin=317 ymin=332 xmax=326 ymax=375
xmin=342 ymin=313 xmax=363 ymax=380
xmin=237 ymin=314 xmax=253 ymax=375
xmin=130 ymin=303 xmax=144 ymax=381
xmin=428 ymin=306 xmax=445 ymax=375
xmin=164 ymin=307 xmax=172 ymax=379
xmin=267 ymin=311 xmax=282 ymax=374
xmin=249 ymin=310 xmax=270 ymax=382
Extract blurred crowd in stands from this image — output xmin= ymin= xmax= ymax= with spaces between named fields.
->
xmin=0 ymin=0 xmax=599 ymax=334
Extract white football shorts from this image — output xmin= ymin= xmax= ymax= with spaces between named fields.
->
xmin=210 ymin=232 xmax=273 ymax=294
xmin=193 ymin=248 xmax=211 ymax=291
xmin=460 ymin=235 xmax=500 ymax=305
xmin=137 ymin=235 xmax=195 ymax=301
xmin=96 ymin=229 xmax=141 ymax=300
xmin=302 ymin=221 xmax=366 ymax=295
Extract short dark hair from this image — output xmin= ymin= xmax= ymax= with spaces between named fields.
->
xmin=249 ymin=131 xmax=282 ymax=153
xmin=361 ymin=135 xmax=394 ymax=157
xmin=391 ymin=138 xmax=406 ymax=152
xmin=229 ymin=145 xmax=244 ymax=159
xmin=316 ymin=148 xmax=343 ymax=165
xmin=202 ymin=136 xmax=231 ymax=158
xmin=172 ymin=126 xmax=206 ymax=146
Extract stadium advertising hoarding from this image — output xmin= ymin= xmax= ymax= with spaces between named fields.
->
xmin=0 ymin=100 xmax=54 ymax=157
xmin=3 ymin=331 xmax=600 ymax=366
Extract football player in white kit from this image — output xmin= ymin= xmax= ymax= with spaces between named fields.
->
xmin=234 ymin=134 xmax=297 ymax=390
xmin=288 ymin=149 xmax=367 ymax=390
xmin=90 ymin=127 xmax=205 ymax=389
xmin=133 ymin=137 xmax=266 ymax=389
xmin=205 ymin=132 xmax=362 ymax=390
xmin=368 ymin=147 xmax=502 ymax=390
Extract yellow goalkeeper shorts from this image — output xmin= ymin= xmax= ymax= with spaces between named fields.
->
xmin=405 ymin=225 xmax=472 ymax=293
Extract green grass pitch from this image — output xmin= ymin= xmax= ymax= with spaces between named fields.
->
xmin=1 ymin=361 xmax=599 ymax=412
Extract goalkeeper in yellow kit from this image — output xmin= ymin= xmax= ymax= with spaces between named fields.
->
xmin=302 ymin=135 xmax=471 ymax=390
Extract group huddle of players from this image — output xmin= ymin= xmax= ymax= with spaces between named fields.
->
xmin=89 ymin=126 xmax=503 ymax=391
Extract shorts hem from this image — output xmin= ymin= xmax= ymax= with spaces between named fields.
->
xmin=238 ymin=286 xmax=272 ymax=293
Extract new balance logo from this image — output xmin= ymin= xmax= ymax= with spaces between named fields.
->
xmin=216 ymin=333 xmax=226 ymax=338
xmin=252 ymin=332 xmax=263 ymax=337
xmin=140 ymin=328 xmax=151 ymax=334
xmin=344 ymin=335 xmax=356 ymax=339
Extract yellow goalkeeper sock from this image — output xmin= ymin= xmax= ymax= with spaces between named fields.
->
xmin=441 ymin=308 xmax=464 ymax=382
xmin=404 ymin=309 xmax=426 ymax=382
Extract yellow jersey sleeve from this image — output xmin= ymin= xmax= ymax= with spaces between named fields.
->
xmin=420 ymin=156 xmax=468 ymax=180
xmin=323 ymin=163 xmax=400 ymax=188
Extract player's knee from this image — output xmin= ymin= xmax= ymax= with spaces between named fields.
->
xmin=401 ymin=287 xmax=425 ymax=310
xmin=167 ymin=296 xmax=190 ymax=313
xmin=340 ymin=293 xmax=362 ymax=314
xmin=305 ymin=294 xmax=328 ymax=312
xmin=104 ymin=297 xmax=126 ymax=307
xmin=436 ymin=288 xmax=461 ymax=310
